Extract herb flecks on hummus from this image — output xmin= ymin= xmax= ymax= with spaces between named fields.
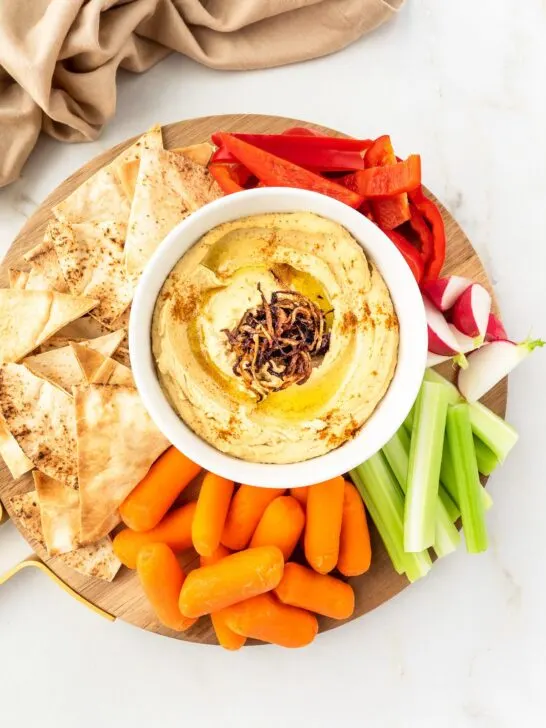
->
xmin=224 ymin=286 xmax=331 ymax=400
xmin=152 ymin=211 xmax=399 ymax=464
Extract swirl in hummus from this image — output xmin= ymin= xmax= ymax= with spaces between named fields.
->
xmin=152 ymin=212 xmax=399 ymax=464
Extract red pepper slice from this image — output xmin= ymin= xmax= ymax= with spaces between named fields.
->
xmin=211 ymin=133 xmax=372 ymax=172
xmin=209 ymin=163 xmax=247 ymax=194
xmin=382 ymin=228 xmax=424 ymax=284
xmin=339 ymin=155 xmax=421 ymax=198
xmin=211 ymin=146 xmax=239 ymax=165
xmin=282 ymin=127 xmax=320 ymax=136
xmin=215 ymin=133 xmax=364 ymax=208
xmin=361 ymin=135 xmax=410 ymax=229
xmin=408 ymin=204 xmax=433 ymax=264
xmin=409 ymin=187 xmax=446 ymax=280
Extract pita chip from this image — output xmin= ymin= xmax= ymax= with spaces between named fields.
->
xmin=8 ymin=269 xmax=30 ymax=289
xmin=33 ymin=471 xmax=80 ymax=555
xmin=22 ymin=330 xmax=125 ymax=393
xmin=124 ymin=148 xmax=223 ymax=275
xmin=9 ymin=491 xmax=121 ymax=581
xmin=49 ymin=219 xmax=134 ymax=327
xmin=0 ymin=364 xmax=77 ymax=487
xmin=70 ymin=343 xmax=133 ymax=386
xmin=76 ymin=385 xmax=169 ymax=543
xmin=53 ymin=125 xmax=163 ymax=225
xmin=0 ymin=289 xmax=98 ymax=364
xmin=118 ymin=142 xmax=214 ymax=200
xmin=54 ymin=315 xmax=112 ymax=342
xmin=0 ymin=413 xmax=33 ymax=478
xmin=18 ymin=232 xmax=70 ymax=293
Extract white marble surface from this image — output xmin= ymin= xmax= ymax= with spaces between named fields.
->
xmin=1 ymin=1 xmax=545 ymax=725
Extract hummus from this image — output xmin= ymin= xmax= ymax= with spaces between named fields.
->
xmin=152 ymin=212 xmax=399 ymax=464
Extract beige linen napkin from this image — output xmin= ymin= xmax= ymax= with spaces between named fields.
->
xmin=0 ymin=0 xmax=404 ymax=188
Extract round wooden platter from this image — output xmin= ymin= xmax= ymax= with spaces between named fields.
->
xmin=0 ymin=114 xmax=507 ymax=645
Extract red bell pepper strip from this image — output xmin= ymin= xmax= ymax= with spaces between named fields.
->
xmin=382 ymin=228 xmax=424 ymax=284
xmin=339 ymin=155 xmax=421 ymax=198
xmin=211 ymin=146 xmax=239 ymax=164
xmin=408 ymin=203 xmax=433 ymax=264
xmin=209 ymin=163 xmax=246 ymax=194
xmin=409 ymin=187 xmax=446 ymax=280
xmin=211 ymin=133 xmax=372 ymax=172
xmin=215 ymin=133 xmax=364 ymax=208
xmin=362 ymin=135 xmax=411 ymax=229
xmin=282 ymin=127 xmax=320 ymax=136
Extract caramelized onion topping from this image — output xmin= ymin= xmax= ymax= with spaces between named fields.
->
xmin=224 ymin=286 xmax=331 ymax=399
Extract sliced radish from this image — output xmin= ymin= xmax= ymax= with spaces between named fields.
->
xmin=424 ymin=297 xmax=461 ymax=355
xmin=486 ymin=313 xmax=508 ymax=342
xmin=449 ymin=324 xmax=481 ymax=354
xmin=421 ymin=276 xmax=472 ymax=312
xmin=451 ymin=283 xmax=491 ymax=340
xmin=427 ymin=352 xmax=452 ymax=367
xmin=458 ymin=339 xmax=545 ymax=401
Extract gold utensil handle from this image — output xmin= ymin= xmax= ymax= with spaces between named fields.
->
xmin=0 ymin=500 xmax=114 ymax=622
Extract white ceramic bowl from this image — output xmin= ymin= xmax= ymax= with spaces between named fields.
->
xmin=130 ymin=188 xmax=427 ymax=487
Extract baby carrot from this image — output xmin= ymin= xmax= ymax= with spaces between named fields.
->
xmin=304 ymin=476 xmax=345 ymax=574
xmin=120 ymin=446 xmax=201 ymax=531
xmin=249 ymin=496 xmax=305 ymax=560
xmin=337 ymin=480 xmax=372 ymax=577
xmin=200 ymin=544 xmax=245 ymax=650
xmin=222 ymin=485 xmax=285 ymax=550
xmin=200 ymin=544 xmax=231 ymax=567
xmin=211 ymin=612 xmax=246 ymax=651
xmin=179 ymin=545 xmax=284 ymax=618
xmin=290 ymin=487 xmax=309 ymax=507
xmin=136 ymin=543 xmax=196 ymax=632
xmin=192 ymin=473 xmax=234 ymax=557
xmin=113 ymin=501 xmax=196 ymax=568
xmin=274 ymin=562 xmax=354 ymax=620
xmin=220 ymin=593 xmax=318 ymax=648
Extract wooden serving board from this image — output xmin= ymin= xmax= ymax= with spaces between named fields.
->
xmin=0 ymin=114 xmax=507 ymax=644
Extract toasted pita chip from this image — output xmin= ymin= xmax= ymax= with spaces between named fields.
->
xmin=0 ymin=289 xmax=98 ymax=364
xmin=16 ymin=231 xmax=70 ymax=293
xmin=124 ymin=148 xmax=223 ymax=275
xmin=118 ymin=142 xmax=214 ymax=200
xmin=22 ymin=330 xmax=125 ymax=393
xmin=76 ymin=385 xmax=169 ymax=543
xmin=53 ymin=125 xmax=163 ymax=225
xmin=54 ymin=315 xmax=112 ymax=342
xmin=0 ymin=413 xmax=33 ymax=478
xmin=49 ymin=219 xmax=134 ymax=327
xmin=33 ymin=472 xmax=80 ymax=555
xmin=70 ymin=343 xmax=133 ymax=385
xmin=175 ymin=143 xmax=214 ymax=167
xmin=8 ymin=269 xmax=30 ymax=289
xmin=9 ymin=491 xmax=121 ymax=581
xmin=0 ymin=364 xmax=77 ymax=487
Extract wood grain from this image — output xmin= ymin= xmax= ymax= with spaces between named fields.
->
xmin=0 ymin=114 xmax=507 ymax=645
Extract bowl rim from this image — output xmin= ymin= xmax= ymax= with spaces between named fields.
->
xmin=129 ymin=187 xmax=427 ymax=487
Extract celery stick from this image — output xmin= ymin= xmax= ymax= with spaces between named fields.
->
xmin=441 ymin=440 xmax=493 ymax=511
xmin=468 ymin=401 xmax=519 ymax=463
xmin=439 ymin=486 xmax=460 ymax=522
xmin=350 ymin=468 xmax=405 ymax=575
xmin=446 ymin=404 xmax=488 ymax=553
xmin=403 ymin=406 xmax=415 ymax=433
xmin=383 ymin=427 xmax=460 ymax=557
xmin=382 ymin=427 xmax=411 ymax=486
xmin=425 ymin=368 xmax=462 ymax=404
xmin=404 ymin=382 xmax=449 ymax=552
xmin=351 ymin=455 xmax=432 ymax=581
xmin=474 ymin=436 xmax=499 ymax=476
xmin=425 ymin=369 xmax=518 ymax=463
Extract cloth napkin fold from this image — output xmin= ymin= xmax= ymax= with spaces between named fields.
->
xmin=0 ymin=0 xmax=403 ymax=188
